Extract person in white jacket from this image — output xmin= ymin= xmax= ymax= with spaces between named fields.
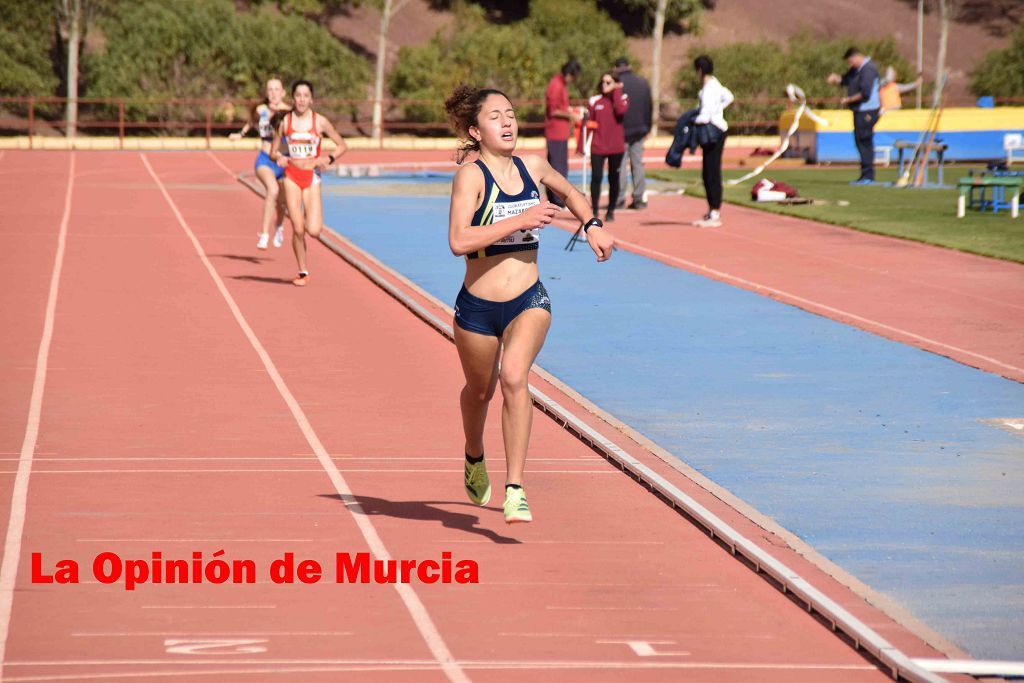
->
xmin=692 ymin=55 xmax=733 ymax=228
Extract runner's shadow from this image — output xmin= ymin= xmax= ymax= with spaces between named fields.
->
xmin=231 ymin=275 xmax=294 ymax=286
xmin=640 ymin=221 xmax=682 ymax=227
xmin=320 ymin=494 xmax=520 ymax=544
xmin=210 ymin=254 xmax=268 ymax=264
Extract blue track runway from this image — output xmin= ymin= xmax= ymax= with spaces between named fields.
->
xmin=324 ymin=184 xmax=1024 ymax=660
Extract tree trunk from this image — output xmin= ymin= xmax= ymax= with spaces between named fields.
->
xmin=649 ymin=0 xmax=668 ymax=137
xmin=64 ymin=0 xmax=81 ymax=140
xmin=371 ymin=0 xmax=392 ymax=144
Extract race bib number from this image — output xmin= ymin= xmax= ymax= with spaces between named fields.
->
xmin=492 ymin=199 xmax=541 ymax=245
xmin=289 ymin=142 xmax=316 ymax=159
xmin=492 ymin=199 xmax=538 ymax=221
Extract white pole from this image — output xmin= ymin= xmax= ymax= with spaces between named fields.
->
xmin=371 ymin=0 xmax=392 ymax=144
xmin=916 ymin=0 xmax=923 ymax=109
xmin=650 ymin=0 xmax=668 ymax=136
xmin=63 ymin=0 xmax=81 ymax=140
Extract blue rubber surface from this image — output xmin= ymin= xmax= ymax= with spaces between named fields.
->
xmin=323 ymin=187 xmax=1024 ymax=660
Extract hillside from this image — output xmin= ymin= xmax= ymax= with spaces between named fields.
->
xmin=327 ymin=0 xmax=1016 ymax=103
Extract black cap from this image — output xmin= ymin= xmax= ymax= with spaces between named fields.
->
xmin=614 ymin=57 xmax=630 ymax=68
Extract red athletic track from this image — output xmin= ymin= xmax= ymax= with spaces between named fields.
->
xmin=0 ymin=150 xmax=971 ymax=683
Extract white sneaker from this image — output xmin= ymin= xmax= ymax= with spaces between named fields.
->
xmin=272 ymin=225 xmax=285 ymax=248
xmin=693 ymin=211 xmax=721 ymax=228
xmin=256 ymin=233 xmax=270 ymax=250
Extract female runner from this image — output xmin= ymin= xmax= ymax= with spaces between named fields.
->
xmin=444 ymin=85 xmax=614 ymax=523
xmin=230 ymin=78 xmax=291 ymax=249
xmin=270 ymin=80 xmax=348 ymax=286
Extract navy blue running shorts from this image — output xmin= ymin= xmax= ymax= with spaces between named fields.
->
xmin=454 ymin=280 xmax=551 ymax=337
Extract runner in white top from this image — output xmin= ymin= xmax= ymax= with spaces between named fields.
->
xmin=230 ymin=78 xmax=291 ymax=249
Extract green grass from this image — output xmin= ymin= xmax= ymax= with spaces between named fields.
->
xmin=648 ymin=166 xmax=1024 ymax=263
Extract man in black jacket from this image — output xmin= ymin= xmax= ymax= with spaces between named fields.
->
xmin=613 ymin=57 xmax=652 ymax=209
xmin=827 ymin=47 xmax=881 ymax=184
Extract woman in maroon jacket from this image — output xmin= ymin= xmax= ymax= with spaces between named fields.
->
xmin=587 ymin=72 xmax=628 ymax=221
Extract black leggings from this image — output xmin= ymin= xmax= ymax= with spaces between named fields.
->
xmin=590 ymin=153 xmax=623 ymax=214
xmin=701 ymin=134 xmax=726 ymax=210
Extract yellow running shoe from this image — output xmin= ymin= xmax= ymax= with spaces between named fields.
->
xmin=464 ymin=457 xmax=491 ymax=506
xmin=503 ymin=486 xmax=532 ymax=524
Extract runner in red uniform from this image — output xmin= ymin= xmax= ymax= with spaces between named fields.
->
xmin=271 ymin=80 xmax=347 ymax=286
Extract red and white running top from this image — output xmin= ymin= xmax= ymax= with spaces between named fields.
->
xmin=284 ymin=112 xmax=322 ymax=160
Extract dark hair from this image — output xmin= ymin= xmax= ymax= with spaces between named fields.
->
xmin=596 ymin=72 xmax=620 ymax=95
xmin=443 ymin=85 xmax=511 ymax=164
xmin=843 ymin=47 xmax=862 ymax=60
xmin=291 ymin=79 xmax=314 ymax=96
xmin=614 ymin=57 xmax=630 ymax=68
xmin=693 ymin=55 xmax=713 ymax=75
xmin=561 ymin=59 xmax=582 ymax=78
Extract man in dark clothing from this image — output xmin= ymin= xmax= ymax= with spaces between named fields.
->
xmin=545 ymin=60 xmax=581 ymax=207
xmin=612 ymin=57 xmax=652 ymax=209
xmin=827 ymin=47 xmax=881 ymax=184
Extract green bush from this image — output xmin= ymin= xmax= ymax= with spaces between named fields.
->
xmin=0 ymin=1 xmax=59 ymax=110
xmin=970 ymin=24 xmax=1024 ymax=98
xmin=675 ymin=34 xmax=915 ymax=130
xmin=85 ymin=0 xmax=370 ymax=125
xmin=389 ymin=0 xmax=631 ymax=128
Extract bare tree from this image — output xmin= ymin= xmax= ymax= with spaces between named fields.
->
xmin=56 ymin=0 xmax=85 ymax=139
xmin=371 ymin=0 xmax=413 ymax=143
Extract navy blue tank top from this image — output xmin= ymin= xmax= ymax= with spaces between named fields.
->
xmin=467 ymin=156 xmax=542 ymax=260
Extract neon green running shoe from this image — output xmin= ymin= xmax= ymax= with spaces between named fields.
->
xmin=464 ymin=457 xmax=491 ymax=506
xmin=503 ymin=486 xmax=532 ymax=524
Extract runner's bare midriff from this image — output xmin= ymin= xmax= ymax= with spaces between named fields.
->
xmin=464 ymin=251 xmax=539 ymax=301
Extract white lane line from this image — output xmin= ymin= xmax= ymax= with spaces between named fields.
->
xmin=205 ymin=151 xmax=236 ymax=178
xmin=0 ymin=668 xmax=440 ymax=683
xmin=444 ymin=540 xmax=663 ymax=545
xmin=19 ymin=457 xmax=599 ymax=462
xmin=140 ymin=606 xmax=276 ymax=610
xmin=2 ymin=658 xmax=878 ymax=668
xmin=0 ymin=661 xmax=877 ymax=683
xmin=142 ymin=152 xmax=469 ymax=683
xmin=76 ymin=539 xmax=314 ymax=543
xmin=614 ymin=236 xmax=1024 ymax=378
xmin=4 ymin=469 xmax=614 ymax=474
xmin=0 ymin=152 xmax=76 ymax=679
xmin=711 ymin=226 xmax=1024 ymax=312
xmin=72 ymin=632 xmax=352 ymax=637
xmin=544 ymin=610 xmax=679 ymax=614
xmin=485 ymin=582 xmax=717 ymax=587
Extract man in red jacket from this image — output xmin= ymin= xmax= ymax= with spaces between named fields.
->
xmin=545 ymin=60 xmax=581 ymax=208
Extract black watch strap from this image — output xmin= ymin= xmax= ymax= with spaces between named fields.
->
xmin=583 ymin=217 xmax=603 ymax=233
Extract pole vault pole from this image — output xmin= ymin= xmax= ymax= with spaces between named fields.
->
xmin=916 ymin=0 xmax=923 ymax=110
